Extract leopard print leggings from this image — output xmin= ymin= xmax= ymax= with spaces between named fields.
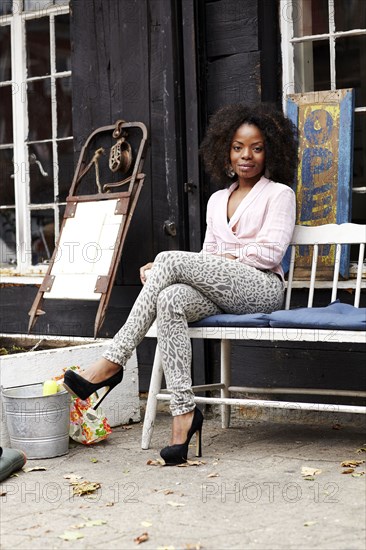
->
xmin=103 ymin=251 xmax=284 ymax=416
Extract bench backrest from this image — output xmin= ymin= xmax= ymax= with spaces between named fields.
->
xmin=285 ymin=223 xmax=366 ymax=309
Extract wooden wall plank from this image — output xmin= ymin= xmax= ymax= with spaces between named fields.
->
xmin=205 ymin=0 xmax=258 ymax=57
xmin=206 ymin=52 xmax=261 ymax=115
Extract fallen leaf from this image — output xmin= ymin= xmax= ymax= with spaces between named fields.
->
xmin=23 ymin=467 xmax=47 ymax=473
xmin=122 ymin=425 xmax=133 ymax=430
xmin=134 ymin=532 xmax=149 ymax=544
xmin=304 ymin=521 xmax=317 ymax=527
xmin=90 ymin=458 xmax=98 ymax=463
xmin=178 ymin=460 xmax=206 ymax=467
xmin=85 ymin=519 xmax=107 ymax=527
xmin=301 ymin=467 xmax=322 ymax=477
xmin=167 ymin=501 xmax=185 ymax=508
xmin=341 ymin=460 xmax=365 ymax=468
xmin=147 ymin=459 xmax=165 ymax=466
xmin=141 ymin=521 xmax=153 ymax=528
xmin=10 ymin=473 xmax=19 ymax=478
xmin=342 ymin=468 xmax=355 ymax=474
xmin=332 ymin=423 xmax=342 ymax=430
xmin=163 ymin=489 xmax=174 ymax=495
xmin=58 ymin=531 xmax=84 ymax=541
xmin=106 ymin=502 xmax=115 ymax=507
xmin=207 ymin=473 xmax=219 ymax=478
xmin=72 ymin=481 xmax=101 ymax=496
xmin=64 ymin=473 xmax=83 ymax=483
xmin=185 ymin=544 xmax=202 ymax=550
xmin=303 ymin=477 xmax=315 ymax=481
xmin=355 ymin=446 xmax=366 ymax=454
xmin=351 ymin=471 xmax=365 ymax=478
xmin=0 ymin=491 xmax=7 ymax=497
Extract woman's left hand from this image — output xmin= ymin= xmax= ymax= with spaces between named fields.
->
xmin=140 ymin=262 xmax=154 ymax=284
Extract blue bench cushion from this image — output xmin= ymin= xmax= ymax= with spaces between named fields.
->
xmin=190 ymin=312 xmax=271 ymax=328
xmin=190 ymin=301 xmax=366 ymax=331
xmin=268 ymin=300 xmax=366 ymax=331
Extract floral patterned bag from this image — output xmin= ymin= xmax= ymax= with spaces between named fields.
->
xmin=69 ymin=395 xmax=112 ymax=445
xmin=57 ymin=367 xmax=112 ymax=445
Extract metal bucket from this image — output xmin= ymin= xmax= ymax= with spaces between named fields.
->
xmin=1 ymin=383 xmax=70 ymax=459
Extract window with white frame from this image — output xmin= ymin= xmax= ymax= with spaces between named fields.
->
xmin=0 ymin=0 xmax=73 ymax=275
xmin=280 ymin=0 xmax=366 ymax=225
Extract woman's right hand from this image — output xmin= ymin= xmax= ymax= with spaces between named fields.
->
xmin=140 ymin=262 xmax=154 ymax=285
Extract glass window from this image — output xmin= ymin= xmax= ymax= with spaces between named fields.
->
xmin=24 ymin=0 xmax=69 ymax=12
xmin=55 ymin=13 xmax=71 ymax=72
xmin=0 ymin=26 xmax=11 ymax=82
xmin=0 ymin=85 xmax=13 ymax=144
xmin=27 ymin=79 xmax=53 ymax=140
xmin=0 ymin=2 xmax=12 ymax=16
xmin=336 ymin=35 xmax=366 ymax=107
xmin=0 ymin=209 xmax=16 ymax=267
xmin=56 ymin=76 xmax=72 ymax=137
xmin=293 ymin=0 xmax=329 ymax=37
xmin=0 ymin=149 xmax=14 ymax=205
xmin=26 ymin=17 xmax=50 ymax=77
xmin=58 ymin=140 xmax=74 ymax=200
xmin=0 ymin=1 xmax=72 ymax=273
xmin=294 ymin=39 xmax=331 ymax=93
xmin=334 ymin=0 xmax=366 ymax=32
xmin=31 ymin=208 xmax=55 ymax=264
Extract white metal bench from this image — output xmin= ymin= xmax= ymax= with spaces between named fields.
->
xmin=141 ymin=223 xmax=366 ymax=449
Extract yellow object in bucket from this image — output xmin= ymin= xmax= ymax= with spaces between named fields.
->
xmin=42 ymin=380 xmax=59 ymax=396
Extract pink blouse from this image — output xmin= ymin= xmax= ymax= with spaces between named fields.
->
xmin=201 ymin=176 xmax=296 ymax=279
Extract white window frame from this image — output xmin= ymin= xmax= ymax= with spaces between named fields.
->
xmin=280 ymin=0 xmax=366 ymax=201
xmin=0 ymin=0 xmax=72 ymax=278
xmin=280 ymin=0 xmax=366 ymax=111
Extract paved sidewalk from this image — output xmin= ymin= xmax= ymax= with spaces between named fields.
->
xmin=0 ymin=411 xmax=365 ymax=550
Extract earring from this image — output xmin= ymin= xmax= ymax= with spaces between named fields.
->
xmin=225 ymin=165 xmax=235 ymax=178
xmin=264 ymin=168 xmax=270 ymax=179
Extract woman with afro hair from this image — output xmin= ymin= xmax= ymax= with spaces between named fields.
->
xmin=63 ymin=103 xmax=298 ymax=465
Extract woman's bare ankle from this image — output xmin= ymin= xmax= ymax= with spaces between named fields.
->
xmin=170 ymin=410 xmax=195 ymax=445
xmin=82 ymin=358 xmax=121 ymax=383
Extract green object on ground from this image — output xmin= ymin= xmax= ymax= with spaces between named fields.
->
xmin=0 ymin=447 xmax=27 ymax=482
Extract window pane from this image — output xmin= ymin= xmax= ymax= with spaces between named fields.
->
xmin=0 ymin=26 xmax=11 ymax=82
xmin=313 ymin=40 xmax=331 ymax=90
xmin=0 ymin=85 xmax=13 ymax=144
xmin=0 ymin=209 xmax=16 ymax=267
xmin=0 ymin=149 xmax=15 ymax=205
xmin=31 ymin=208 xmax=55 ymax=264
xmin=24 ymin=0 xmax=68 ymax=11
xmin=26 ymin=17 xmax=50 ymax=78
xmin=29 ymin=143 xmax=54 ymax=204
xmin=58 ymin=140 xmax=74 ymax=200
xmin=336 ymin=35 xmax=366 ymax=108
xmin=293 ymin=0 xmax=328 ymax=37
xmin=294 ymin=40 xmax=330 ymax=92
xmin=334 ymin=0 xmax=366 ymax=32
xmin=55 ymin=14 xmax=71 ymax=72
xmin=27 ymin=79 xmax=52 ymax=140
xmin=56 ymin=76 xmax=72 ymax=137
xmin=353 ymin=113 xmax=366 ymax=190
xmin=352 ymin=113 xmax=366 ymax=224
xmin=0 ymin=2 xmax=12 ymax=16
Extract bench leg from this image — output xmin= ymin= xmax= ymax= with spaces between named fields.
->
xmin=141 ymin=345 xmax=164 ymax=450
xmin=220 ymin=339 xmax=231 ymax=429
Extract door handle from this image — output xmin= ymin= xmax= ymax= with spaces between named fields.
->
xmin=163 ymin=219 xmax=177 ymax=237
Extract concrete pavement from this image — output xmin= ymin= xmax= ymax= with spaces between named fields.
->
xmin=0 ymin=409 xmax=365 ymax=550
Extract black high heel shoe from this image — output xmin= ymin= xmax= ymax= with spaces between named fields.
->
xmin=160 ymin=407 xmax=203 ymax=465
xmin=63 ymin=368 xmax=123 ymax=410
